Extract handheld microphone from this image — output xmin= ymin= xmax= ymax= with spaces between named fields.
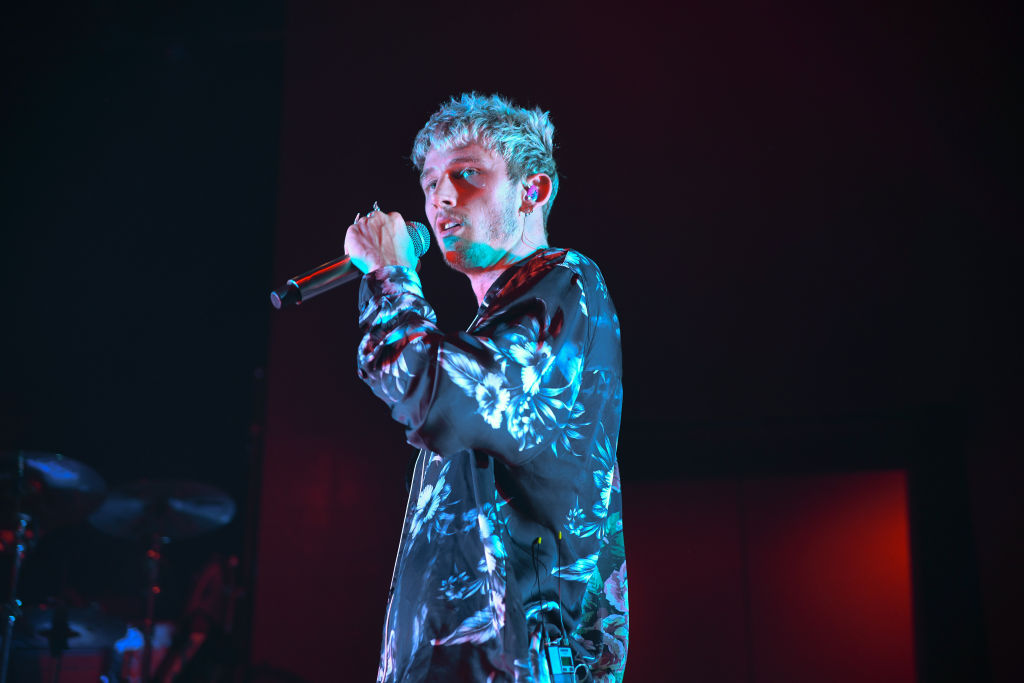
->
xmin=270 ymin=220 xmax=431 ymax=309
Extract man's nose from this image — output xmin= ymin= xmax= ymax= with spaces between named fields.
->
xmin=433 ymin=172 xmax=457 ymax=207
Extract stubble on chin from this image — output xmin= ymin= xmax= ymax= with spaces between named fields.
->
xmin=442 ymin=200 xmax=519 ymax=273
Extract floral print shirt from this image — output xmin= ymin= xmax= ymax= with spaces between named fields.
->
xmin=357 ymin=248 xmax=627 ymax=683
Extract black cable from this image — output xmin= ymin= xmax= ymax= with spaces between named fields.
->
xmin=555 ymin=531 xmax=569 ymax=645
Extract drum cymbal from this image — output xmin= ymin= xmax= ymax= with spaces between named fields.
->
xmin=0 ymin=451 xmax=107 ymax=531
xmin=13 ymin=604 xmax=127 ymax=651
xmin=89 ymin=479 xmax=235 ymax=541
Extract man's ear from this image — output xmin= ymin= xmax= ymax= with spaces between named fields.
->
xmin=522 ymin=173 xmax=553 ymax=211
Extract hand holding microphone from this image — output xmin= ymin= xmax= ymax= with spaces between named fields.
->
xmin=345 ymin=204 xmax=424 ymax=274
xmin=270 ymin=204 xmax=431 ymax=309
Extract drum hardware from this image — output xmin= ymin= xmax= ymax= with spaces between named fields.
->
xmin=89 ymin=480 xmax=235 ymax=543
xmin=2 ymin=459 xmax=237 ymax=683
xmin=1 ymin=451 xmax=108 ymax=683
xmin=7 ymin=601 xmax=128 ymax=683
xmin=0 ymin=512 xmax=28 ymax=683
xmin=1 ymin=451 xmax=108 ymax=536
xmin=14 ymin=602 xmax=128 ymax=651
xmin=150 ymin=553 xmax=241 ymax=683
xmin=89 ymin=479 xmax=236 ymax=682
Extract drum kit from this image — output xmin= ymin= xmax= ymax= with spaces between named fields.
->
xmin=1 ymin=451 xmax=237 ymax=683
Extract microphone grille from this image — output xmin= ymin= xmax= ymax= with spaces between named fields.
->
xmin=405 ymin=221 xmax=431 ymax=257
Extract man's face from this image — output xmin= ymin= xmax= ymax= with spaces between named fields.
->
xmin=420 ymin=142 xmax=521 ymax=273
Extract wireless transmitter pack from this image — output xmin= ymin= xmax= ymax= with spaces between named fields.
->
xmin=545 ymin=643 xmax=577 ymax=683
xmin=540 ymin=531 xmax=587 ymax=683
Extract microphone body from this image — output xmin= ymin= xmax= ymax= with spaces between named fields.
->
xmin=271 ymin=220 xmax=430 ymax=309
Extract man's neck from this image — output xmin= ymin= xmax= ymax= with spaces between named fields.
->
xmin=466 ymin=270 xmax=505 ymax=307
xmin=465 ymin=241 xmax=547 ymax=305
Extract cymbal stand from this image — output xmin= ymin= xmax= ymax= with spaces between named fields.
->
xmin=141 ymin=534 xmax=166 ymax=683
xmin=1 ymin=453 xmax=30 ymax=683
xmin=40 ymin=603 xmax=73 ymax=683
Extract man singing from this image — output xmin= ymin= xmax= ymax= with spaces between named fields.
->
xmin=345 ymin=93 xmax=627 ymax=683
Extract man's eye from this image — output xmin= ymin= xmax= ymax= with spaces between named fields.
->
xmin=458 ymin=169 xmax=478 ymax=179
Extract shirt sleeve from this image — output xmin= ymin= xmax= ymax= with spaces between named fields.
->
xmin=356 ymin=261 xmax=589 ymax=466
xmin=574 ymin=471 xmax=629 ymax=682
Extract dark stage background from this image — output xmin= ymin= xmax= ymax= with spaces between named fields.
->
xmin=2 ymin=1 xmax=1020 ymax=682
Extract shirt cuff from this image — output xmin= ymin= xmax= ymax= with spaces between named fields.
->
xmin=358 ymin=265 xmax=424 ymax=309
